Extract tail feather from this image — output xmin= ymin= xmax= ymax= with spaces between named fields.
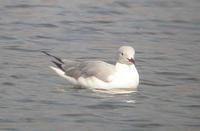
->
xmin=50 ymin=66 xmax=78 ymax=85
xmin=42 ymin=51 xmax=64 ymax=64
xmin=51 ymin=60 xmax=65 ymax=72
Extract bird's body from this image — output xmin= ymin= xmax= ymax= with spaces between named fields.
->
xmin=50 ymin=62 xmax=139 ymax=89
xmin=43 ymin=46 xmax=139 ymax=91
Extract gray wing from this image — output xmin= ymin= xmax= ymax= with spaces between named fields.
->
xmin=62 ymin=60 xmax=115 ymax=82
xmin=42 ymin=51 xmax=115 ymax=82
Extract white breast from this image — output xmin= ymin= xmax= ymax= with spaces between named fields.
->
xmin=108 ymin=63 xmax=139 ymax=89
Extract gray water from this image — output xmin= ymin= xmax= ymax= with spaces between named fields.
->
xmin=0 ymin=0 xmax=200 ymax=130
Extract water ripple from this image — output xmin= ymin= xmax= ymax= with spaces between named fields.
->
xmin=2 ymin=82 xmax=15 ymax=86
xmin=180 ymin=104 xmax=200 ymax=109
xmin=3 ymin=46 xmax=39 ymax=52
xmin=0 ymin=36 xmax=17 ymax=41
xmin=0 ymin=128 xmax=17 ymax=131
xmin=5 ymin=4 xmax=63 ymax=9
xmin=0 ymin=0 xmax=199 ymax=130
xmin=85 ymin=102 xmax=134 ymax=110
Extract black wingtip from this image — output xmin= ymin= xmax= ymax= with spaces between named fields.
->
xmin=51 ymin=60 xmax=65 ymax=71
xmin=42 ymin=51 xmax=64 ymax=64
xmin=41 ymin=51 xmax=49 ymax=56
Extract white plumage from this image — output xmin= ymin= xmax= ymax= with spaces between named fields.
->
xmin=43 ymin=46 xmax=139 ymax=92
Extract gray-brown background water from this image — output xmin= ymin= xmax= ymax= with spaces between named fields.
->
xmin=0 ymin=0 xmax=200 ymax=130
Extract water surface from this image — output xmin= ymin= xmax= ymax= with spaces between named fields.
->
xmin=0 ymin=0 xmax=200 ymax=131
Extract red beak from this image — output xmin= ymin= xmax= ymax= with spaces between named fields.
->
xmin=128 ymin=58 xmax=135 ymax=64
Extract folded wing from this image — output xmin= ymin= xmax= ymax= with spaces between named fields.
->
xmin=62 ymin=61 xmax=115 ymax=82
xmin=42 ymin=51 xmax=115 ymax=82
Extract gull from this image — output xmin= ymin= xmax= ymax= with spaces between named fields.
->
xmin=42 ymin=46 xmax=139 ymax=91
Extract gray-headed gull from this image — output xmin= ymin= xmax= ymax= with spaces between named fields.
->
xmin=42 ymin=46 xmax=139 ymax=91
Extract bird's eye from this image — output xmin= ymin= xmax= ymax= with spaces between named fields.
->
xmin=121 ymin=53 xmax=123 ymax=56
